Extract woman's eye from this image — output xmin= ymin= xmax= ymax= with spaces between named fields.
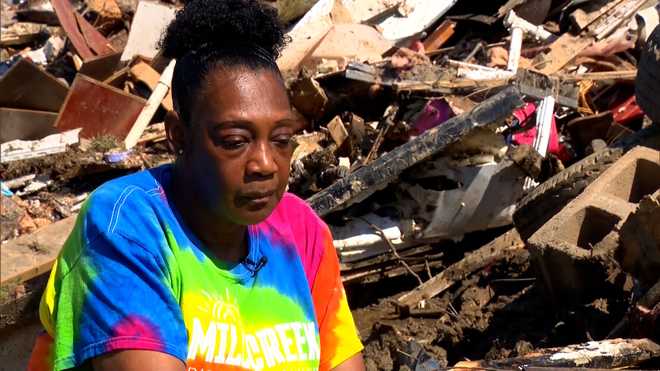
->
xmin=272 ymin=135 xmax=293 ymax=147
xmin=219 ymin=136 xmax=248 ymax=150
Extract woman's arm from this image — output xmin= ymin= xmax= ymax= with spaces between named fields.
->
xmin=331 ymin=352 xmax=366 ymax=371
xmin=93 ymin=350 xmax=186 ymax=371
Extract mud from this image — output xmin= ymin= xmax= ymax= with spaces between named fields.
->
xmin=0 ymin=143 xmax=174 ymax=240
xmin=347 ymin=231 xmax=630 ymax=370
xmin=0 ymin=144 xmax=173 ymax=186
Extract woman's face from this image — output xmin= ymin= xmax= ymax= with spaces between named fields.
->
xmin=173 ymin=66 xmax=299 ymax=225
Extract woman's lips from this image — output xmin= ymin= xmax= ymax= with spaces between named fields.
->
xmin=240 ymin=191 xmax=275 ymax=206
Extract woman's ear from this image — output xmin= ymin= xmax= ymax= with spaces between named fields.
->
xmin=165 ymin=110 xmax=185 ymax=155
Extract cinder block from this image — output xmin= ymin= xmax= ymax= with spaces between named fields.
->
xmin=528 ymin=146 xmax=660 ymax=303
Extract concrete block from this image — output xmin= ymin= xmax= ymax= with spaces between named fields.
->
xmin=618 ymin=189 xmax=660 ymax=287
xmin=528 ymin=146 xmax=660 ymax=303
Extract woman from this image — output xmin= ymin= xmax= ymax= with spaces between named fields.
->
xmin=27 ymin=0 xmax=365 ymax=370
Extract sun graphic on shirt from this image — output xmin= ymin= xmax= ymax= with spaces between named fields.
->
xmin=196 ymin=289 xmax=242 ymax=325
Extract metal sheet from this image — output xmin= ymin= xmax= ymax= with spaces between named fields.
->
xmin=55 ymin=74 xmax=146 ymax=140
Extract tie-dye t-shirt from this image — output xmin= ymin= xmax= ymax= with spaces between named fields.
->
xmin=28 ymin=165 xmax=362 ymax=371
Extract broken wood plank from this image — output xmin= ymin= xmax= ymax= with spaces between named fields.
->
xmin=51 ymin=0 xmax=110 ymax=60
xmin=538 ymin=33 xmax=595 ymax=75
xmin=129 ymin=60 xmax=174 ymax=111
xmin=515 ymin=68 xmax=579 ymax=108
xmin=290 ymin=77 xmax=329 ymax=121
xmin=103 ymin=66 xmax=130 ymax=88
xmin=570 ymin=0 xmax=626 ymax=31
xmin=559 ymin=70 xmax=637 ymax=81
xmin=136 ymin=122 xmax=167 ymax=145
xmin=423 ymin=20 xmax=456 ymax=52
xmin=0 ymin=108 xmax=58 ymax=143
xmin=124 ymin=59 xmax=175 ymax=149
xmin=0 ymin=22 xmax=47 ymax=47
xmin=538 ymin=0 xmax=646 ymax=74
xmin=589 ymin=0 xmax=647 ymax=40
xmin=1 ymin=215 xmax=77 ymax=287
xmin=397 ymin=228 xmax=524 ymax=309
xmin=327 ymin=116 xmax=348 ymax=147
xmin=79 ymin=51 xmax=122 ymax=81
xmin=0 ymin=58 xmax=69 ymax=112
xmin=307 ymin=86 xmax=525 ymax=216
xmin=474 ymin=338 xmax=660 ymax=369
xmin=73 ymin=12 xmax=114 ymax=56
xmin=307 ymin=24 xmax=393 ymax=66
xmin=55 ymin=74 xmax=147 ymax=140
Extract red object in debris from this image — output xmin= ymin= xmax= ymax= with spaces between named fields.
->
xmin=411 ymin=99 xmax=454 ymax=135
xmin=51 ymin=0 xmax=114 ymax=61
xmin=422 ymin=20 xmax=456 ymax=52
xmin=409 ymin=40 xmax=425 ymax=53
xmin=55 ymin=74 xmax=146 ymax=139
xmin=512 ymin=102 xmax=571 ymax=162
xmin=612 ymin=95 xmax=644 ymax=126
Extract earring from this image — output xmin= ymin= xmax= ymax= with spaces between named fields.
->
xmin=177 ymin=149 xmax=184 ymax=155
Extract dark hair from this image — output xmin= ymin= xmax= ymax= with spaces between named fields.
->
xmin=160 ymin=0 xmax=287 ymax=124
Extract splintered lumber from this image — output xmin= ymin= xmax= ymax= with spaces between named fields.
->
xmin=473 ymin=338 xmax=660 ymax=369
xmin=129 ymin=61 xmax=175 ymax=111
xmin=538 ymin=0 xmax=646 ymax=74
xmin=79 ymin=51 xmax=122 ymax=81
xmin=1 ymin=216 xmax=77 ymax=287
xmin=538 ymin=33 xmax=595 ymax=75
xmin=51 ymin=0 xmax=113 ymax=60
xmin=559 ymin=70 xmax=637 ymax=81
xmin=423 ymin=20 xmax=456 ymax=52
xmin=397 ymin=229 xmax=524 ymax=309
xmin=1 ymin=215 xmax=76 ymax=329
xmin=307 ymin=86 xmax=525 ymax=216
xmin=124 ymin=59 xmax=176 ymax=149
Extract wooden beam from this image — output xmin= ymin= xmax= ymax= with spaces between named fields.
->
xmin=422 ymin=20 xmax=456 ymax=52
xmin=124 ymin=59 xmax=175 ymax=149
xmin=458 ymin=338 xmax=660 ymax=369
xmin=1 ymin=215 xmax=77 ymax=287
xmin=79 ymin=51 xmax=122 ymax=81
xmin=397 ymin=228 xmax=524 ymax=309
xmin=307 ymin=87 xmax=525 ymax=216
xmin=559 ymin=70 xmax=637 ymax=81
xmin=51 ymin=0 xmax=115 ymax=61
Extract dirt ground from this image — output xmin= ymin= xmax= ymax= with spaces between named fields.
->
xmin=346 ymin=228 xmax=631 ymax=370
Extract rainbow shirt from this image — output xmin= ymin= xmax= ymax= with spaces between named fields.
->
xmin=28 ymin=165 xmax=362 ymax=371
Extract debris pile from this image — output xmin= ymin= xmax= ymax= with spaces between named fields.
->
xmin=2 ymin=0 xmax=660 ymax=369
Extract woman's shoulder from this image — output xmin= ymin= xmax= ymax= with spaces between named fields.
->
xmin=265 ymin=193 xmax=332 ymax=282
xmin=82 ymin=166 xmax=172 ymax=241
xmin=271 ymin=192 xmax=327 ymax=230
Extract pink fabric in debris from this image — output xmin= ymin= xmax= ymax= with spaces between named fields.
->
xmin=411 ymin=99 xmax=454 ymax=135
xmin=512 ymin=102 xmax=569 ymax=161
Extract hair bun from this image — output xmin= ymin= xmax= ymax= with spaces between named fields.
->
xmin=160 ymin=0 xmax=286 ymax=60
